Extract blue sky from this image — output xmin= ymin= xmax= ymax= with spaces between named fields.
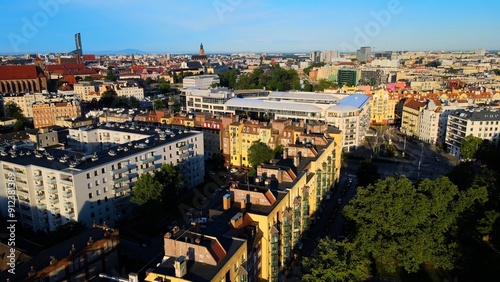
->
xmin=1 ymin=0 xmax=499 ymax=54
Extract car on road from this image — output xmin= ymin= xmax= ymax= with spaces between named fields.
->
xmin=230 ymin=168 xmax=238 ymax=173
xmin=435 ymin=157 xmax=441 ymax=162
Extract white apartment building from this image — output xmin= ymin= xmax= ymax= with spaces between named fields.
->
xmin=183 ymin=75 xmax=220 ymax=89
xmin=2 ymin=92 xmax=71 ymax=118
xmin=0 ymin=127 xmax=204 ymax=232
xmin=445 ymin=108 xmax=500 ymax=158
xmin=418 ymin=99 xmax=441 ymax=144
xmin=183 ymin=87 xmax=235 ymax=114
xmin=115 ymin=83 xmax=144 ymax=101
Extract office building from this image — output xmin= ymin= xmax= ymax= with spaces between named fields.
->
xmin=356 ymin=46 xmax=372 ymax=62
xmin=337 ymin=68 xmax=360 ymax=86
xmin=183 ymin=74 xmax=220 ymax=89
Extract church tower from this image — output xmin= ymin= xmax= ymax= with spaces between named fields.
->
xmin=199 ymin=43 xmax=205 ymax=56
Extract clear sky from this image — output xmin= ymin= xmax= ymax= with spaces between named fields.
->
xmin=1 ymin=0 xmax=499 ymax=54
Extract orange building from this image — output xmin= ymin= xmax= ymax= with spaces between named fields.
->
xmin=32 ymin=101 xmax=82 ymax=128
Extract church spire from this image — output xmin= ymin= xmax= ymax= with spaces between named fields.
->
xmin=199 ymin=43 xmax=205 ymax=56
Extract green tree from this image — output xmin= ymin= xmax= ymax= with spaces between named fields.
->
xmin=218 ymin=69 xmax=238 ymax=89
xmin=154 ymin=163 xmax=183 ymax=203
xmin=425 ymin=60 xmax=442 ymax=68
xmin=159 ymin=81 xmax=171 ymax=94
xmin=131 ymin=173 xmax=164 ymax=219
xmin=302 ymin=239 xmax=371 ymax=282
xmin=343 ymin=176 xmax=487 ymax=273
xmin=153 ymin=99 xmax=166 ymax=110
xmin=460 ymin=134 xmax=483 ymax=160
xmin=105 ymin=66 xmax=117 ymax=81
xmin=144 ymin=77 xmax=154 ymax=85
xmin=129 ymin=96 xmax=140 ymax=108
xmin=5 ymin=101 xmax=24 ymax=119
xmin=492 ymin=69 xmax=500 ymax=75
xmin=100 ymin=90 xmax=116 ymax=108
xmin=248 ymin=141 xmax=274 ymax=168
xmin=477 ymin=210 xmax=500 ymax=241
xmin=356 ymin=159 xmax=380 ymax=187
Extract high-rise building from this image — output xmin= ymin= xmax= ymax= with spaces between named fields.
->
xmin=356 ymin=46 xmax=372 ymax=62
xmin=310 ymin=51 xmax=321 ymax=63
xmin=321 ymin=50 xmax=339 ymax=62
xmin=337 ymin=68 xmax=360 ymax=86
xmin=69 ymin=33 xmax=83 ymax=56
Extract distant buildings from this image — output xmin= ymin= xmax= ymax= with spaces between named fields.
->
xmin=183 ymin=74 xmax=220 ymax=89
xmin=337 ymin=68 xmax=360 ymax=86
xmin=0 ymin=65 xmax=48 ymax=93
xmin=32 ymin=100 xmax=82 ymax=128
xmin=356 ymin=46 xmax=372 ymax=62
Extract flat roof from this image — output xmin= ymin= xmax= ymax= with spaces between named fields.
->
xmin=225 ymin=98 xmax=323 ymax=113
xmin=327 ymin=94 xmax=370 ymax=112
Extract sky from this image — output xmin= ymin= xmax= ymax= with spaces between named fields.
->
xmin=1 ymin=0 xmax=499 ymax=54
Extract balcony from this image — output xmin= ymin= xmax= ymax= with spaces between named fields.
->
xmin=178 ymin=144 xmax=189 ymax=151
xmin=111 ymin=176 xmax=129 ymax=185
xmin=64 ymin=210 xmax=75 ymax=218
xmin=17 ymin=188 xmax=29 ymax=196
xmin=49 ymin=197 xmax=59 ymax=204
xmin=37 ymin=202 xmax=47 ymax=210
xmin=14 ymin=170 xmax=27 ymax=177
xmin=113 ymin=186 xmax=128 ymax=194
xmin=140 ymin=157 xmax=155 ymax=165
xmin=46 ymin=177 xmax=56 ymax=184
xmin=62 ymin=190 xmax=72 ymax=199
xmin=36 ymin=193 xmax=46 ymax=201
xmin=110 ymin=166 xmax=129 ymax=175
xmin=33 ymin=173 xmax=42 ymax=181
xmin=52 ymin=207 xmax=60 ymax=214
xmin=60 ymin=178 xmax=73 ymax=186
xmin=64 ymin=202 xmax=74 ymax=209
xmin=18 ymin=197 xmax=30 ymax=205
xmin=139 ymin=165 xmax=157 ymax=174
xmin=47 ymin=186 xmax=57 ymax=194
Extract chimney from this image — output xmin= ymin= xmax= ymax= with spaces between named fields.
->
xmin=223 ymin=194 xmax=231 ymax=211
xmin=240 ymin=197 xmax=247 ymax=212
xmin=294 ymin=152 xmax=301 ymax=167
xmin=264 ymin=179 xmax=271 ymax=188
xmin=174 ymin=256 xmax=187 ymax=278
xmin=283 ymin=148 xmax=288 ymax=159
xmin=255 ymin=176 xmax=262 ymax=185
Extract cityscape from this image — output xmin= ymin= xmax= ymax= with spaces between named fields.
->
xmin=1 ymin=1 xmax=500 ymax=282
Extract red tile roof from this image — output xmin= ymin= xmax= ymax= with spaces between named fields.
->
xmin=403 ymin=98 xmax=426 ymax=110
xmin=0 ymin=65 xmax=46 ymax=80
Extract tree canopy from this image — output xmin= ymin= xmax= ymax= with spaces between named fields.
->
xmin=153 ymin=99 xmax=166 ymax=110
xmin=302 ymin=238 xmax=371 ymax=282
xmin=460 ymin=134 xmax=483 ymax=160
xmin=105 ymin=66 xmax=117 ymax=81
xmin=218 ymin=69 xmax=238 ymax=89
xmin=343 ymin=176 xmax=487 ymax=273
xmin=235 ymin=66 xmax=301 ymax=91
xmin=248 ymin=141 xmax=275 ymax=168
xmin=154 ymin=163 xmax=183 ymax=202
xmin=356 ymin=158 xmax=380 ymax=187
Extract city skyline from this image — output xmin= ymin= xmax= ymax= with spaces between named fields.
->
xmin=1 ymin=0 xmax=500 ymax=54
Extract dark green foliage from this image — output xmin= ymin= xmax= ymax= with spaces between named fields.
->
xmin=356 ymin=158 xmax=380 ymax=187
xmin=248 ymin=141 xmax=274 ymax=168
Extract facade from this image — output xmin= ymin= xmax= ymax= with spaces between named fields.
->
xmin=445 ymin=108 xmax=500 ymax=158
xmin=337 ymin=68 xmax=360 ymax=86
xmin=74 ymin=81 xmax=99 ymax=101
xmin=369 ymin=90 xmax=401 ymax=125
xmin=325 ymin=94 xmax=371 ymax=151
xmin=0 ymin=65 xmax=48 ymax=93
xmin=418 ymin=99 xmax=441 ymax=144
xmin=0 ymin=127 xmax=204 ymax=232
xmin=356 ymin=46 xmax=372 ymax=62
xmin=3 ymin=93 xmax=76 ymax=118
xmin=183 ymin=74 xmax=220 ymax=89
xmin=0 ymin=227 xmax=120 ymax=282
xmin=32 ymin=101 xmax=82 ymax=128
xmin=183 ymin=87 xmax=235 ymax=114
xmin=401 ymin=98 xmax=426 ymax=137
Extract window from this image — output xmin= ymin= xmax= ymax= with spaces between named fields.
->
xmin=94 ymin=170 xmax=98 ymax=176
xmin=101 ymin=168 xmax=105 ymax=173
xmin=91 ymin=212 xmax=95 ymax=218
xmin=89 ymin=192 xmax=93 ymax=199
xmin=87 ymin=173 xmax=90 ymax=179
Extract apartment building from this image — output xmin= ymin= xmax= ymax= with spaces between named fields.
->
xmin=418 ymin=99 xmax=441 ymax=144
xmin=445 ymin=108 xmax=500 ymax=158
xmin=369 ymin=89 xmax=401 ymax=125
xmin=74 ymin=81 xmax=99 ymax=101
xmin=325 ymin=94 xmax=371 ymax=151
xmin=3 ymin=92 xmax=73 ymax=118
xmin=401 ymin=98 xmax=426 ymax=137
xmin=146 ymin=129 xmax=342 ymax=281
xmin=0 ymin=127 xmax=204 ymax=232
xmin=32 ymin=100 xmax=82 ymax=128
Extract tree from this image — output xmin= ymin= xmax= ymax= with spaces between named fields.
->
xmin=153 ymin=99 xmax=166 ymax=110
xmin=218 ymin=69 xmax=238 ymax=89
xmin=477 ymin=210 xmax=500 ymax=242
xmin=154 ymin=163 xmax=183 ymax=204
xmin=343 ymin=176 xmax=488 ymax=273
xmin=129 ymin=96 xmax=140 ymax=108
xmin=356 ymin=159 xmax=380 ymax=187
xmin=100 ymin=90 xmax=116 ymax=108
xmin=144 ymin=77 xmax=154 ymax=85
xmin=302 ymin=239 xmax=371 ymax=282
xmin=248 ymin=141 xmax=274 ymax=168
xmin=460 ymin=134 xmax=483 ymax=160
xmin=159 ymin=81 xmax=171 ymax=94
xmin=105 ymin=66 xmax=117 ymax=81
xmin=492 ymin=69 xmax=500 ymax=76
xmin=131 ymin=173 xmax=163 ymax=206
xmin=425 ymin=60 xmax=442 ymax=68
xmin=5 ymin=101 xmax=24 ymax=119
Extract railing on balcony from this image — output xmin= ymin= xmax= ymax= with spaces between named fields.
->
xmin=46 ymin=177 xmax=56 ymax=184
xmin=14 ymin=170 xmax=27 ymax=177
xmin=140 ymin=157 xmax=155 ymax=165
xmin=139 ymin=165 xmax=157 ymax=174
xmin=37 ymin=202 xmax=47 ymax=210
xmin=47 ymin=186 xmax=57 ymax=194
xmin=110 ymin=166 xmax=129 ymax=175
xmin=33 ymin=173 xmax=42 ymax=181
xmin=62 ymin=190 xmax=72 ymax=199
xmin=64 ymin=202 xmax=73 ymax=209
xmin=52 ymin=207 xmax=60 ymax=215
xmin=36 ymin=193 xmax=45 ymax=201
xmin=49 ymin=197 xmax=59 ymax=204
xmin=60 ymin=178 xmax=73 ymax=186
xmin=64 ymin=210 xmax=75 ymax=218
xmin=111 ymin=176 xmax=129 ymax=185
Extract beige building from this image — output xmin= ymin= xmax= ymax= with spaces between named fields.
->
xmin=401 ymin=98 xmax=426 ymax=136
xmin=32 ymin=101 xmax=82 ymax=128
